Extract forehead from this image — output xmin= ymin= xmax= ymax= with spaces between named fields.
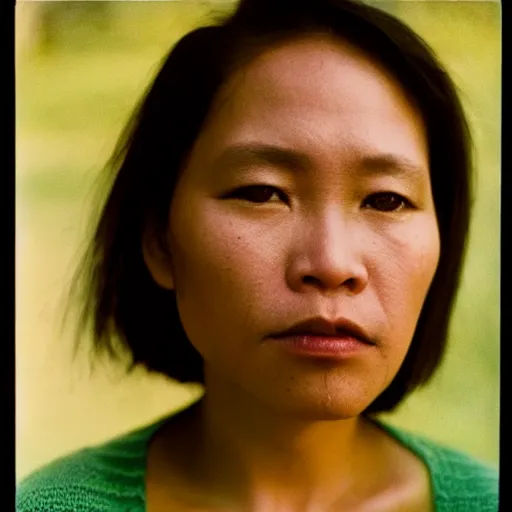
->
xmin=196 ymin=34 xmax=428 ymax=172
xmin=238 ymin=35 xmax=404 ymax=104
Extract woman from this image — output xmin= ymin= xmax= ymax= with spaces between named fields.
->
xmin=17 ymin=0 xmax=499 ymax=510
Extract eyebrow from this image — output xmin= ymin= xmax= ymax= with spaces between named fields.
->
xmin=212 ymin=143 xmax=428 ymax=179
xmin=212 ymin=144 xmax=312 ymax=174
xmin=355 ymin=154 xmax=429 ymax=179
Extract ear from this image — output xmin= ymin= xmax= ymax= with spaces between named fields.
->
xmin=142 ymin=230 xmax=175 ymax=290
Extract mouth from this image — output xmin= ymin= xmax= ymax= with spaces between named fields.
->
xmin=270 ymin=317 xmax=375 ymax=345
xmin=267 ymin=317 xmax=375 ymax=359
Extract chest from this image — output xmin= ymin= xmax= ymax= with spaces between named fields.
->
xmin=145 ymin=472 xmax=434 ymax=512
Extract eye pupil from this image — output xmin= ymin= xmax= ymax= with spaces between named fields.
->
xmin=236 ymin=185 xmax=279 ymax=203
xmin=249 ymin=186 xmax=275 ymax=203
xmin=369 ymin=193 xmax=404 ymax=212
xmin=226 ymin=185 xmax=287 ymax=204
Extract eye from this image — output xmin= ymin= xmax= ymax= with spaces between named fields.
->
xmin=225 ymin=185 xmax=288 ymax=204
xmin=363 ymin=192 xmax=413 ymax=212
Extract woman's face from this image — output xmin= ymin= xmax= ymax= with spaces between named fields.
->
xmin=147 ymin=35 xmax=440 ymax=418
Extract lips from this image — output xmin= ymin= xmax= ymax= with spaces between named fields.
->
xmin=269 ymin=317 xmax=375 ymax=346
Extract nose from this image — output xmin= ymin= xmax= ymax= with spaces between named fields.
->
xmin=286 ymin=208 xmax=368 ymax=295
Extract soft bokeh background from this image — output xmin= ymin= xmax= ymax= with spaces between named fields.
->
xmin=16 ymin=0 xmax=500 ymax=482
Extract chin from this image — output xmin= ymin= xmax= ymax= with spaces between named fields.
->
xmin=296 ymin=401 xmax=370 ymax=422
xmin=267 ymin=386 xmax=377 ymax=422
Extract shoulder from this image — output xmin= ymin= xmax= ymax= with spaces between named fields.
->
xmin=375 ymin=419 xmax=499 ymax=511
xmin=16 ymin=417 xmax=167 ymax=512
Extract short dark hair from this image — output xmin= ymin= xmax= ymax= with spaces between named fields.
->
xmin=70 ymin=0 xmax=472 ymax=414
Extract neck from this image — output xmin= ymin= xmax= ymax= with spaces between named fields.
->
xmin=192 ymin=377 xmax=379 ymax=510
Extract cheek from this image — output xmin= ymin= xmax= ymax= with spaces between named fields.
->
xmin=171 ymin=209 xmax=275 ymax=297
xmin=370 ymin=218 xmax=440 ymax=343
xmin=168 ymin=197 xmax=281 ymax=358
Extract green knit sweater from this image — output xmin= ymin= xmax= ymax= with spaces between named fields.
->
xmin=17 ymin=412 xmax=498 ymax=511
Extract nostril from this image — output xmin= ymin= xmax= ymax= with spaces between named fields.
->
xmin=302 ymin=274 xmax=360 ymax=291
xmin=303 ymin=276 xmax=319 ymax=286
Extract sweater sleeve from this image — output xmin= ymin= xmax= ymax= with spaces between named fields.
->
xmin=16 ymin=447 xmax=145 ymax=512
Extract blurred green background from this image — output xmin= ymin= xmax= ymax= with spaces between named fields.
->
xmin=16 ymin=1 xmax=500 ymax=482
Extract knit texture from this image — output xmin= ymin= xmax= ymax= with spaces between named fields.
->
xmin=17 ymin=412 xmax=499 ymax=511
